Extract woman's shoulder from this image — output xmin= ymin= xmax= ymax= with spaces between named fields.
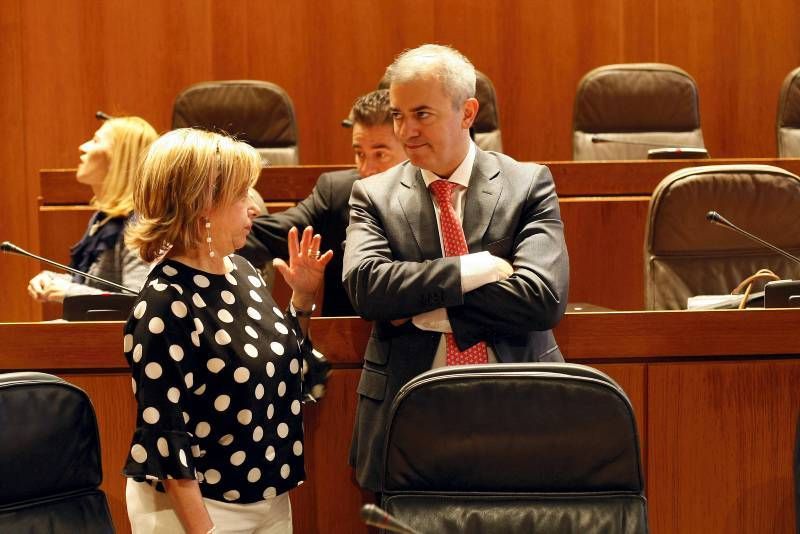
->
xmin=136 ymin=263 xmax=191 ymax=307
xmin=229 ymin=254 xmax=258 ymax=273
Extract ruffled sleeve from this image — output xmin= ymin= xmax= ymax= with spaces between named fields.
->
xmin=123 ymin=283 xmax=199 ymax=482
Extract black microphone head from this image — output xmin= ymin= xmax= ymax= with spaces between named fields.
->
xmin=706 ymin=211 xmax=721 ymax=223
xmin=1 ymin=241 xmax=16 ymax=252
xmin=95 ymin=111 xmax=112 ymax=121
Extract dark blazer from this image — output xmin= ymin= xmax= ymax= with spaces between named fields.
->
xmin=241 ymin=169 xmax=359 ymax=317
xmin=343 ymin=148 xmax=570 ymax=491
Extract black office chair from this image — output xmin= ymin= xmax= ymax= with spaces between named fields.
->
xmin=0 ymin=372 xmax=114 ymax=533
xmin=381 ymin=363 xmax=648 ymax=534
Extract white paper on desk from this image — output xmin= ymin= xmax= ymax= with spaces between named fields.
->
xmin=687 ymin=291 xmax=765 ymax=310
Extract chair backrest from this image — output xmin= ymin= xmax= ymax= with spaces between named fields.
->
xmin=573 ymin=63 xmax=704 ymax=160
xmin=645 ymin=164 xmax=800 ymax=309
xmin=382 ymin=363 xmax=647 ymax=534
xmin=0 ymin=372 xmax=113 ymax=533
xmin=777 ymin=67 xmax=800 ymax=157
xmin=472 ymin=70 xmax=503 ymax=152
xmin=378 ymin=69 xmax=503 ymax=152
xmin=172 ymin=80 xmax=299 ymax=164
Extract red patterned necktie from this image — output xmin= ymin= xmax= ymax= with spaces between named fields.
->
xmin=428 ymin=179 xmax=489 ymax=365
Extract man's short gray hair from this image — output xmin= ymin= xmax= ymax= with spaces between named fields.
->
xmin=384 ymin=44 xmax=476 ymax=108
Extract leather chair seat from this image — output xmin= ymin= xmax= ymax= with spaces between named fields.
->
xmin=0 ymin=372 xmax=113 ymax=533
xmin=172 ymin=80 xmax=299 ymax=164
xmin=381 ymin=363 xmax=648 ymax=534
xmin=573 ymin=63 xmax=704 ymax=160
xmin=645 ymin=164 xmax=800 ymax=309
xmin=778 ymin=67 xmax=800 ymax=157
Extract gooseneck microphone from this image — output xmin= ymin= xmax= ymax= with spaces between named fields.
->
xmin=1 ymin=241 xmax=139 ymax=294
xmin=705 ymin=211 xmax=800 ymax=265
xmin=360 ymin=504 xmax=420 ymax=534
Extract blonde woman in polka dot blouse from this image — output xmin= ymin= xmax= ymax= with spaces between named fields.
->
xmin=122 ymin=129 xmax=332 ymax=534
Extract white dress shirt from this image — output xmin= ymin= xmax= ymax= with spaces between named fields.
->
xmin=411 ymin=141 xmax=508 ymax=367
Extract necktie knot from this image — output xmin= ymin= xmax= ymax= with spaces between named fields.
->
xmin=429 ymin=179 xmax=456 ymax=204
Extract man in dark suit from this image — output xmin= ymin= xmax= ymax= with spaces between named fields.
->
xmin=343 ymin=44 xmax=570 ymax=492
xmin=241 ymin=90 xmax=405 ymax=316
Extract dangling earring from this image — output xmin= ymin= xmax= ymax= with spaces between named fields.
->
xmin=205 ymin=218 xmax=215 ymax=258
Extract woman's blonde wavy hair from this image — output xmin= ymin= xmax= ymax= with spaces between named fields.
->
xmin=94 ymin=117 xmax=158 ymax=218
xmin=126 ymin=128 xmax=261 ymax=263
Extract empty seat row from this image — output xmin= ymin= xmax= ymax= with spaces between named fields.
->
xmin=172 ymin=65 xmax=800 ymax=164
xmin=574 ymin=64 xmax=800 ymax=160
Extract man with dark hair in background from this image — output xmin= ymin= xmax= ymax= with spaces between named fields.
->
xmin=241 ymin=89 xmax=405 ymax=316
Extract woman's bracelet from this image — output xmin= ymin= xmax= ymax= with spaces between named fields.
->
xmin=206 ymin=526 xmax=217 ymax=534
xmin=290 ymin=300 xmax=316 ymax=318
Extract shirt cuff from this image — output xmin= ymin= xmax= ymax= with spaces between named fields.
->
xmin=460 ymin=251 xmax=499 ymax=293
xmin=412 ymin=307 xmax=452 ymax=333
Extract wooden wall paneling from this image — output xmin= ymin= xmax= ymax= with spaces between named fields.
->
xmin=618 ymin=0 xmax=656 ymax=61
xmin=10 ymin=1 xmax=800 ymax=323
xmin=16 ymin=0 xmax=216 ymax=320
xmin=434 ymin=0 xmax=630 ymax=162
xmin=212 ymin=0 xmax=435 ymax=165
xmin=99 ymin=0 xmax=215 ymax=130
xmin=559 ymin=196 xmax=650 ymax=310
xmin=20 ymin=0 xmax=104 ymax=173
xmin=656 ymin=0 xmax=800 ymax=158
xmin=0 ymin=0 xmax=37 ymax=321
xmin=647 ymin=360 xmax=800 ymax=533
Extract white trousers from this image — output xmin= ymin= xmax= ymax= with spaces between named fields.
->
xmin=126 ymin=479 xmax=293 ymax=534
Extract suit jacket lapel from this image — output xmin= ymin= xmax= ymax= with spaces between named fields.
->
xmin=397 ymin=163 xmax=442 ymax=259
xmin=463 ymin=149 xmax=503 ymax=252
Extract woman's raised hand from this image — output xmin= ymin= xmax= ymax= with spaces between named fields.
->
xmin=273 ymin=226 xmax=333 ymax=307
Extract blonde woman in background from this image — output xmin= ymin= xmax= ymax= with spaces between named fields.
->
xmin=27 ymin=116 xmax=157 ymax=302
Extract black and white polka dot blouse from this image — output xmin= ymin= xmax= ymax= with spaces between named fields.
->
xmin=123 ymin=254 xmax=312 ymax=503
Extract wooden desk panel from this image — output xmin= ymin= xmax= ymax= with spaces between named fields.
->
xmin=40 ymin=159 xmax=800 ymax=205
xmin=560 ymin=196 xmax=650 ymax=310
xmin=0 ymin=319 xmax=367 ymax=534
xmin=648 ymin=360 xmax=800 ymax=534
xmin=37 ymin=197 xmax=652 ymax=313
xmin=592 ymin=363 xmax=648 ymax=473
xmin=38 ymin=159 xmax=800 ymax=315
xmin=66 ymin=373 xmax=136 ymax=534
xmin=2 ymin=311 xmax=798 ymax=533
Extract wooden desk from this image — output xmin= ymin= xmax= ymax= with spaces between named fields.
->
xmin=37 ymin=158 xmax=800 ymax=319
xmin=2 ymin=310 xmax=798 ymax=533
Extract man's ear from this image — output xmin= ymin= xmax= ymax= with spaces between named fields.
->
xmin=462 ymin=98 xmax=479 ymax=129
